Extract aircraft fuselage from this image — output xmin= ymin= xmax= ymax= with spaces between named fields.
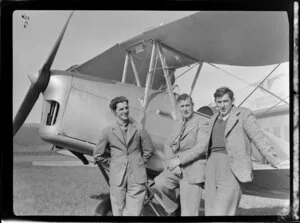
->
xmin=38 ymin=70 xmax=187 ymax=172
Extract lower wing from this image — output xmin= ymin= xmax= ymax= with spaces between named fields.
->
xmin=240 ymin=163 xmax=290 ymax=199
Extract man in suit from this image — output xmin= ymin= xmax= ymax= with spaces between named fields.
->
xmin=168 ymin=87 xmax=288 ymax=215
xmin=93 ymin=96 xmax=153 ymax=216
xmin=154 ymin=93 xmax=209 ymax=216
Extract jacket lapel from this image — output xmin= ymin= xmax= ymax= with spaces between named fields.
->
xmin=225 ymin=106 xmax=240 ymax=137
xmin=181 ymin=114 xmax=197 ymax=140
xmin=169 ymin=121 xmax=182 ymax=144
xmin=111 ymin=123 xmax=126 ymax=147
xmin=126 ymin=121 xmax=137 ymax=146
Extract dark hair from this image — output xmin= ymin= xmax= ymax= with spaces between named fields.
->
xmin=214 ymin=87 xmax=234 ymax=100
xmin=176 ymin=93 xmax=194 ymax=105
xmin=109 ymin=96 xmax=129 ymax=111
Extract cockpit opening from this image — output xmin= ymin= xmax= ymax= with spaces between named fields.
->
xmin=44 ymin=100 xmax=59 ymax=126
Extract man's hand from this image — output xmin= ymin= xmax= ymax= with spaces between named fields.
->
xmin=275 ymin=160 xmax=290 ymax=169
xmin=94 ymin=156 xmax=110 ymax=166
xmin=167 ymin=157 xmax=181 ymax=171
xmin=172 ymin=166 xmax=182 ymax=177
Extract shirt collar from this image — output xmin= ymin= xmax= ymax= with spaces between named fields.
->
xmin=182 ymin=113 xmax=193 ymax=123
xmin=221 ymin=113 xmax=230 ymax=121
xmin=116 ymin=119 xmax=129 ymax=128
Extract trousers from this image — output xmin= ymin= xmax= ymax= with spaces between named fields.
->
xmin=154 ymin=169 xmax=203 ymax=216
xmin=110 ymin=164 xmax=146 ymax=216
xmin=205 ymin=152 xmax=242 ymax=216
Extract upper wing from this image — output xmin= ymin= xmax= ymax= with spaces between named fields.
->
xmin=73 ymin=11 xmax=289 ymax=87
xmin=143 ymin=11 xmax=289 ymax=66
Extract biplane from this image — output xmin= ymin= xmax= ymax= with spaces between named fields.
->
xmin=13 ymin=11 xmax=290 ymax=216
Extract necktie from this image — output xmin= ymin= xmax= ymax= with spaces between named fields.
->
xmin=172 ymin=119 xmax=186 ymax=152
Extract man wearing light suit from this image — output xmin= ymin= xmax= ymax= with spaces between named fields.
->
xmin=93 ymin=96 xmax=153 ymax=216
xmin=154 ymin=93 xmax=209 ymax=216
xmin=168 ymin=87 xmax=288 ymax=215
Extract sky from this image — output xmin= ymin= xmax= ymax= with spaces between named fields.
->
xmin=13 ymin=10 xmax=289 ymax=123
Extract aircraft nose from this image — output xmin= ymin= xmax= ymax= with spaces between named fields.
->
xmin=28 ymin=73 xmax=39 ymax=84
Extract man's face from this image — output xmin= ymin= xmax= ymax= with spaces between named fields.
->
xmin=114 ymin=101 xmax=129 ymax=122
xmin=178 ymin=98 xmax=194 ymax=120
xmin=215 ymin=93 xmax=234 ymax=117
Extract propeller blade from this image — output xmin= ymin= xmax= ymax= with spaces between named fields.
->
xmin=41 ymin=11 xmax=73 ymax=74
xmin=13 ymin=84 xmax=41 ymax=136
xmin=13 ymin=12 xmax=74 ymax=136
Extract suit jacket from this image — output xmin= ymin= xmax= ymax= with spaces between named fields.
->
xmin=93 ymin=119 xmax=153 ymax=186
xmin=179 ymin=106 xmax=281 ymax=183
xmin=165 ymin=113 xmax=209 ymax=184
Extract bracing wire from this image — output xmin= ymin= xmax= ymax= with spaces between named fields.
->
xmin=175 ymin=63 xmax=198 ymax=80
xmin=238 ymin=63 xmax=283 ymax=107
xmin=208 ymin=63 xmax=289 ymax=106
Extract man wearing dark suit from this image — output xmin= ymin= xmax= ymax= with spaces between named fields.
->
xmin=93 ymin=96 xmax=153 ymax=216
xmin=154 ymin=93 xmax=209 ymax=216
xmin=168 ymin=87 xmax=288 ymax=215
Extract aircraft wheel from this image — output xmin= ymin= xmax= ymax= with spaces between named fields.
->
xmin=94 ymin=198 xmax=112 ymax=216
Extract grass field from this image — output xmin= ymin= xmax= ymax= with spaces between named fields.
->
xmin=13 ymin=162 xmax=107 ymax=216
xmin=13 ymin=156 xmax=290 ymax=217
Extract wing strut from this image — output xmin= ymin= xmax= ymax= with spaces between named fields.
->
xmin=140 ymin=41 xmax=157 ymax=127
xmin=143 ymin=41 xmax=157 ymax=108
xmin=189 ymin=62 xmax=203 ymax=96
xmin=141 ymin=41 xmax=181 ymax=122
xmin=128 ymin=53 xmax=141 ymax=87
xmin=122 ymin=52 xmax=129 ymax=83
xmin=157 ymin=42 xmax=178 ymax=120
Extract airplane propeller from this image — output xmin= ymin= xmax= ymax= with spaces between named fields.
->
xmin=13 ymin=12 xmax=73 ymax=136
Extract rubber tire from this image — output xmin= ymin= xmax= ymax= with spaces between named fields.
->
xmin=94 ymin=198 xmax=112 ymax=216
